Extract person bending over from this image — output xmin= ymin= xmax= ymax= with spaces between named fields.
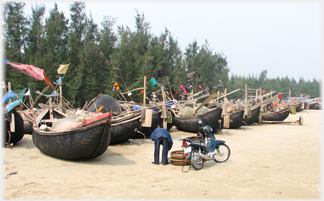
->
xmin=151 ymin=127 xmax=173 ymax=165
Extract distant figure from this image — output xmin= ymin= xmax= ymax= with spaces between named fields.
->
xmin=151 ymin=127 xmax=173 ymax=165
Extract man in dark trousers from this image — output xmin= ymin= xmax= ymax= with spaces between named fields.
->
xmin=151 ymin=127 xmax=173 ymax=165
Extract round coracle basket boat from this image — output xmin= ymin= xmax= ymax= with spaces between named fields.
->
xmin=169 ymin=157 xmax=190 ymax=166
xmin=170 ymin=150 xmax=186 ymax=159
xmin=169 ymin=150 xmax=190 ymax=166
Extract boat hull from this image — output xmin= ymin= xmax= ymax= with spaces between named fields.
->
xmin=109 ymin=112 xmax=142 ymax=144
xmin=221 ymin=110 xmax=244 ymax=129
xmin=4 ymin=110 xmax=24 ymax=145
xmin=173 ymin=107 xmax=222 ymax=133
xmin=308 ymin=102 xmax=321 ymax=109
xmin=261 ymin=108 xmax=290 ymax=121
xmin=32 ymin=112 xmax=112 ymax=160
xmin=242 ymin=106 xmax=260 ymax=125
xmin=291 ymin=102 xmax=303 ymax=112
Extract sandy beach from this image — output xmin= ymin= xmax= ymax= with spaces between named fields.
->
xmin=3 ymin=109 xmax=322 ymax=199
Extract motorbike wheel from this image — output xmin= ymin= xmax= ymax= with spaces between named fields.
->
xmin=214 ymin=144 xmax=230 ymax=163
xmin=190 ymin=149 xmax=204 ymax=170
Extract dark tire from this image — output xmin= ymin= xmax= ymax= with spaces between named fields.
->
xmin=214 ymin=144 xmax=230 ymax=163
xmin=190 ymin=149 xmax=204 ymax=170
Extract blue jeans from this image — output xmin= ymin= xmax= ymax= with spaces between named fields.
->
xmin=154 ymin=137 xmax=168 ymax=165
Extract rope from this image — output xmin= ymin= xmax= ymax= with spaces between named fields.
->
xmin=134 ymin=128 xmax=146 ymax=139
xmin=241 ymin=120 xmax=247 ymax=130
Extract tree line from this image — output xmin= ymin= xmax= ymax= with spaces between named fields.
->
xmin=3 ymin=2 xmax=321 ymax=108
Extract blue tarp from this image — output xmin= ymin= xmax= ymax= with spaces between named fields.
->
xmin=132 ymin=106 xmax=142 ymax=111
xmin=5 ymin=100 xmax=21 ymax=112
xmin=132 ymin=106 xmax=160 ymax=111
xmin=2 ymin=91 xmax=17 ymax=103
xmin=55 ymin=76 xmax=64 ymax=84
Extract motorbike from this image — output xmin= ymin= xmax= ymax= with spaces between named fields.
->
xmin=182 ymin=120 xmax=230 ymax=170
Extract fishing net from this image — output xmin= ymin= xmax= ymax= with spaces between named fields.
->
xmin=51 ymin=113 xmax=81 ymax=132
xmin=178 ymin=106 xmax=210 ymax=117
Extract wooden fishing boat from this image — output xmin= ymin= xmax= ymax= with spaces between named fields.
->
xmin=242 ymin=106 xmax=261 ymax=125
xmin=4 ymin=109 xmax=24 ymax=146
xmin=135 ymin=109 xmax=161 ymax=137
xmin=308 ymin=98 xmax=321 ymax=109
xmin=86 ymin=94 xmax=141 ymax=144
xmin=109 ymin=110 xmax=142 ymax=144
xmin=221 ymin=109 xmax=244 ymax=129
xmin=260 ymin=107 xmax=290 ymax=122
xmin=32 ymin=111 xmax=112 ymax=160
xmin=292 ymin=102 xmax=303 ymax=112
xmin=172 ymin=107 xmax=222 ymax=133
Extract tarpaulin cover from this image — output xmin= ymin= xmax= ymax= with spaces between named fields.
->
xmin=5 ymin=100 xmax=21 ymax=112
xmin=6 ymin=62 xmax=44 ymax=80
xmin=2 ymin=91 xmax=16 ymax=103
xmin=6 ymin=62 xmax=54 ymax=89
xmin=3 ymin=88 xmax=27 ymax=104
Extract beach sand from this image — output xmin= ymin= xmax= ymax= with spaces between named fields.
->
xmin=3 ymin=109 xmax=322 ymax=199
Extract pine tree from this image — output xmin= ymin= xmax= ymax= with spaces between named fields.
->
xmin=65 ymin=2 xmax=87 ymax=106
xmin=3 ymin=2 xmax=30 ymax=90
xmin=77 ymin=13 xmax=101 ymax=106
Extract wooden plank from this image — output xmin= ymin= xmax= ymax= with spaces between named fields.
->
xmin=35 ymin=109 xmax=49 ymax=126
xmin=10 ymin=112 xmax=15 ymax=132
xmin=141 ymin=109 xmax=152 ymax=127
xmin=244 ymin=105 xmax=251 ymax=117
xmin=192 ymin=93 xmax=217 ymax=116
xmin=143 ymin=76 xmax=146 ymax=108
xmin=53 ymin=109 xmax=67 ymax=118
xmin=166 ymin=111 xmax=172 ymax=123
xmin=120 ymin=87 xmax=145 ymax=95
xmin=223 ymin=114 xmax=230 ymax=128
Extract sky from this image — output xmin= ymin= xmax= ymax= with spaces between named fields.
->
xmin=20 ymin=1 xmax=323 ymax=82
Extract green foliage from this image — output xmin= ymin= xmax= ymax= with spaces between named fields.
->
xmin=2 ymin=2 xmax=321 ymax=108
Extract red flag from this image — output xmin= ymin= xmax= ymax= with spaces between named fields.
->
xmin=43 ymin=72 xmax=54 ymax=89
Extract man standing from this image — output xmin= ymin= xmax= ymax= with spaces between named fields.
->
xmin=151 ymin=127 xmax=173 ymax=165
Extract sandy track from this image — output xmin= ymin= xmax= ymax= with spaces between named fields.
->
xmin=3 ymin=109 xmax=321 ymax=199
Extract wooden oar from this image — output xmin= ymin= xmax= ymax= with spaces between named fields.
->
xmin=192 ymin=93 xmax=217 ymax=117
xmin=233 ymin=93 xmax=245 ymax=103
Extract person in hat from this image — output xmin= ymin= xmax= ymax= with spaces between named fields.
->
xmin=151 ymin=127 xmax=173 ymax=165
